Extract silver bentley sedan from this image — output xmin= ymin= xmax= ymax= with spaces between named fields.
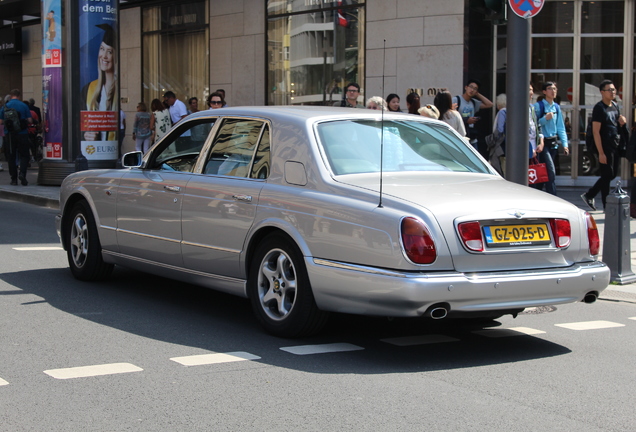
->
xmin=56 ymin=106 xmax=609 ymax=337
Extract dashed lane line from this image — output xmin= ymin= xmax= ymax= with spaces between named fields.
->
xmin=472 ymin=327 xmax=547 ymax=338
xmin=381 ymin=334 xmax=460 ymax=346
xmin=629 ymin=317 xmax=636 ymax=321
xmin=554 ymin=320 xmax=626 ymax=331
xmin=12 ymin=247 xmax=64 ymax=251
xmin=0 ymin=377 xmax=8 ymax=386
xmin=44 ymin=363 xmax=143 ymax=379
xmin=280 ymin=343 xmax=364 ymax=355
xmin=170 ymin=351 xmax=260 ymax=366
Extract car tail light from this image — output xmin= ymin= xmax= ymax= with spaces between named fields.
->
xmin=549 ymin=218 xmax=571 ymax=248
xmin=585 ymin=213 xmax=600 ymax=255
xmin=457 ymin=221 xmax=484 ymax=252
xmin=401 ymin=217 xmax=436 ymax=264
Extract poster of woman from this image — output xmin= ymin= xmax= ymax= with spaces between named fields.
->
xmin=79 ymin=1 xmax=118 ymax=161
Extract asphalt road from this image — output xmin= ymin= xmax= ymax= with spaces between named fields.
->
xmin=1 ymin=199 xmax=635 ymax=431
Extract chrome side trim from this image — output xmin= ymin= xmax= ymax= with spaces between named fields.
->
xmin=181 ymin=241 xmax=241 ymax=254
xmin=103 ymin=250 xmax=244 ymax=283
xmin=102 ymin=225 xmax=117 ymax=232
xmin=313 ymin=258 xmax=608 ymax=280
xmin=116 ymin=228 xmax=181 ymax=244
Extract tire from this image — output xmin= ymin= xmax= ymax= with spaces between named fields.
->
xmin=248 ymin=233 xmax=328 ymax=338
xmin=66 ymin=200 xmax=114 ymax=281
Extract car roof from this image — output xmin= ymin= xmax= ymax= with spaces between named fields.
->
xmin=186 ymin=105 xmax=442 ymax=126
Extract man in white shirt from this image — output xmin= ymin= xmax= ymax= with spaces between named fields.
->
xmin=163 ymin=91 xmax=188 ymax=125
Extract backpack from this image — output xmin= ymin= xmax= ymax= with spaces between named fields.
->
xmin=4 ymin=107 xmax=23 ymax=133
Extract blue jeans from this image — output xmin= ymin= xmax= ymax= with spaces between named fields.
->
xmin=530 ymin=149 xmax=557 ymax=196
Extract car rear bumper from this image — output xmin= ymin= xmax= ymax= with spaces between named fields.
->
xmin=307 ymin=258 xmax=610 ymax=317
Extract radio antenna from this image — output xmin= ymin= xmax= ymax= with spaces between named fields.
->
xmin=378 ymin=39 xmax=386 ymax=208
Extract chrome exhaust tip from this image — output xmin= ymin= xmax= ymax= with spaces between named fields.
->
xmin=583 ymin=292 xmax=598 ymax=304
xmin=425 ymin=303 xmax=450 ymax=319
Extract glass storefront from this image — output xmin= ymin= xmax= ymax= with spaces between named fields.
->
xmin=142 ymin=1 xmax=209 ymax=106
xmin=496 ymin=0 xmax=633 ymax=180
xmin=267 ymin=0 xmax=365 ymax=106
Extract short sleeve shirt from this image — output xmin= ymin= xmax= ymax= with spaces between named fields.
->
xmin=455 ymin=96 xmax=482 ymax=130
xmin=592 ymin=100 xmax=620 ymax=148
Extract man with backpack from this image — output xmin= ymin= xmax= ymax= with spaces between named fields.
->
xmin=535 ymin=82 xmax=569 ymax=174
xmin=0 ymin=89 xmax=33 ymax=185
xmin=454 ymin=79 xmax=493 ymax=158
xmin=581 ymin=79 xmax=627 ymax=210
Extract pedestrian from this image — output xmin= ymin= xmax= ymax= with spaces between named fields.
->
xmin=581 ymin=79 xmax=628 ymax=210
xmin=132 ymin=102 xmax=153 ymax=154
xmin=535 ymin=82 xmax=569 ymax=179
xmin=489 ymin=93 xmax=507 ymax=175
xmin=188 ymin=97 xmax=200 ymax=114
xmin=151 ymin=99 xmax=171 ymax=142
xmin=528 ymin=84 xmax=557 ymax=195
xmin=0 ymin=89 xmax=33 ymax=185
xmin=216 ymin=89 xmax=228 ymax=107
xmin=528 ymin=84 xmax=556 ymax=194
xmin=405 ymin=92 xmax=420 ymax=115
xmin=418 ymin=104 xmax=439 ymax=119
xmin=386 ymin=93 xmax=402 ymax=112
xmin=454 ymin=79 xmax=493 ymax=155
xmin=0 ymin=99 xmax=4 ymax=172
xmin=207 ymin=92 xmax=225 ymax=110
xmin=163 ymin=91 xmax=188 ymax=125
xmin=434 ymin=91 xmax=466 ymax=136
xmin=366 ymin=96 xmax=387 ymax=111
xmin=334 ymin=83 xmax=363 ymax=108
xmin=118 ymin=109 xmax=126 ymax=158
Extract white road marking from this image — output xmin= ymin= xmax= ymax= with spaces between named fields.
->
xmin=44 ymin=363 xmax=143 ymax=379
xmin=381 ymin=334 xmax=459 ymax=346
xmin=555 ymin=320 xmax=625 ymax=331
xmin=13 ymin=247 xmax=64 ymax=251
xmin=280 ymin=343 xmax=364 ymax=355
xmin=0 ymin=377 xmax=8 ymax=386
xmin=629 ymin=317 xmax=636 ymax=321
xmin=170 ymin=351 xmax=260 ymax=366
xmin=473 ymin=327 xmax=547 ymax=338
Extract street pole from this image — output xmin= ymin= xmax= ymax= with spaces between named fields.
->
xmin=505 ymin=8 xmax=531 ymax=185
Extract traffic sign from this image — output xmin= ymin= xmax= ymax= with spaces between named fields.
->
xmin=567 ymin=87 xmax=573 ymax=102
xmin=509 ymin=0 xmax=545 ymax=19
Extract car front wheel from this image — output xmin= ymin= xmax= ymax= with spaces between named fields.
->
xmin=66 ymin=200 xmax=113 ymax=281
xmin=248 ymin=234 xmax=328 ymax=337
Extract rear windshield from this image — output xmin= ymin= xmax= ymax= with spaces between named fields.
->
xmin=316 ymin=119 xmax=491 ymax=175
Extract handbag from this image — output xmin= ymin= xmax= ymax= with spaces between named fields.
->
xmin=528 ymin=157 xmax=549 ymax=185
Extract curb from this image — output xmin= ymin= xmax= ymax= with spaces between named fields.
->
xmin=0 ymin=189 xmax=59 ymax=209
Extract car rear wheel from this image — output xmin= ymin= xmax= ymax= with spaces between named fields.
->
xmin=248 ymin=233 xmax=328 ymax=337
xmin=66 ymin=200 xmax=113 ymax=281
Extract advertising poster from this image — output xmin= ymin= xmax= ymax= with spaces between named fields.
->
xmin=41 ymin=0 xmax=63 ymax=160
xmin=78 ymin=0 xmax=118 ymax=161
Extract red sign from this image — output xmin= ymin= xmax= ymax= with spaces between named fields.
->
xmin=567 ymin=87 xmax=573 ymax=102
xmin=510 ymin=0 xmax=545 ymax=19
xmin=46 ymin=142 xmax=63 ymax=159
xmin=80 ymin=111 xmax=118 ymax=132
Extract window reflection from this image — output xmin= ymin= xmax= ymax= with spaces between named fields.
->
xmin=532 ymin=1 xmax=574 ymax=33
xmin=581 ymin=1 xmax=624 ymax=34
xmin=532 ymin=37 xmax=574 ymax=69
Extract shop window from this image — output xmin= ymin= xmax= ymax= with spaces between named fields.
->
xmin=267 ymin=3 xmax=365 ymax=106
xmin=142 ymin=2 xmax=209 ymax=107
xmin=581 ymin=1 xmax=624 ymax=34
xmin=532 ymin=1 xmax=574 ymax=34
xmin=532 ymin=37 xmax=574 ymax=69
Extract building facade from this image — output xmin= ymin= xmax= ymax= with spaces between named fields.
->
xmin=1 ymin=0 xmax=634 ymax=185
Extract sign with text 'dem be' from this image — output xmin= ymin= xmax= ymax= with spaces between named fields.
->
xmin=509 ymin=0 xmax=545 ymax=19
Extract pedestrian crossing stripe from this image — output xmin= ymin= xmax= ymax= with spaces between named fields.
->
xmin=472 ymin=327 xmax=547 ymax=338
xmin=44 ymin=363 xmax=143 ymax=379
xmin=280 ymin=343 xmax=364 ymax=355
xmin=554 ymin=320 xmax=625 ymax=331
xmin=13 ymin=247 xmax=64 ymax=251
xmin=381 ymin=334 xmax=459 ymax=346
xmin=629 ymin=317 xmax=636 ymax=321
xmin=170 ymin=351 xmax=260 ymax=366
xmin=0 ymin=377 xmax=8 ymax=386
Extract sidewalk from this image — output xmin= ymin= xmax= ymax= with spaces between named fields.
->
xmin=1 ymin=160 xmax=635 ymax=295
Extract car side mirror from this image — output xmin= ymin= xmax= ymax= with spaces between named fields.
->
xmin=122 ymin=151 xmax=143 ymax=168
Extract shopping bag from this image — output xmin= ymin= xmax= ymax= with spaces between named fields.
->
xmin=528 ymin=157 xmax=548 ymax=184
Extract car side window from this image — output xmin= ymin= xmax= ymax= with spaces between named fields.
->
xmin=204 ymin=119 xmax=264 ymax=177
xmin=250 ymin=125 xmax=270 ymax=179
xmin=150 ymin=118 xmax=215 ymax=172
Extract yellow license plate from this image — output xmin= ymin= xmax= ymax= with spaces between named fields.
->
xmin=483 ymin=223 xmax=551 ymax=247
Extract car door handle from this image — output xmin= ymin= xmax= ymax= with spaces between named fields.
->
xmin=164 ymin=185 xmax=181 ymax=193
xmin=233 ymin=194 xmax=252 ymax=202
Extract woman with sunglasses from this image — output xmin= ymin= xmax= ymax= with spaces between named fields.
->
xmin=207 ymin=92 xmax=225 ymax=109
